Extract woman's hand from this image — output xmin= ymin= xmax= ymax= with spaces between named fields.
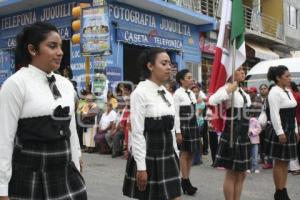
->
xmin=278 ymin=134 xmax=287 ymax=144
xmin=136 ymin=170 xmax=147 ymax=191
xmin=0 ymin=196 xmax=9 ymax=200
xmin=176 ymin=133 xmax=183 ymax=145
xmin=226 ymin=81 xmax=238 ymax=94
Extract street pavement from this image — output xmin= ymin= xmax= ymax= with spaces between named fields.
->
xmin=82 ymin=152 xmax=300 ymax=200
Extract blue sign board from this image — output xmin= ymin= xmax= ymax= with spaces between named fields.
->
xmin=0 ymin=1 xmax=78 ymax=49
xmin=0 ymin=50 xmax=13 ymax=86
xmin=117 ymin=29 xmax=182 ymax=50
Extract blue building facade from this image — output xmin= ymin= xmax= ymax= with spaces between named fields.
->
xmin=0 ymin=0 xmax=217 ymax=89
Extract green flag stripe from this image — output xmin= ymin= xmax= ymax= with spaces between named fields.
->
xmin=230 ymin=0 xmax=245 ymax=48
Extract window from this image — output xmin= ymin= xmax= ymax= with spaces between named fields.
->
xmin=185 ymin=62 xmax=201 ymax=81
xmin=288 ymin=5 xmax=298 ymax=28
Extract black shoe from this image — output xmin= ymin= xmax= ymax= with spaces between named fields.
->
xmin=282 ymin=188 xmax=291 ymax=200
xmin=187 ymin=178 xmax=198 ymax=191
xmin=274 ymin=189 xmax=281 ymax=200
xmin=181 ymin=178 xmax=197 ymax=195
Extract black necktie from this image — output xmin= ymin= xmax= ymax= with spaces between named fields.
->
xmin=238 ymin=88 xmax=248 ymax=104
xmin=185 ymin=90 xmax=193 ymax=103
xmin=158 ymin=89 xmax=171 ymax=107
xmin=47 ymin=75 xmax=62 ymax=100
xmin=284 ymin=90 xmax=291 ymax=100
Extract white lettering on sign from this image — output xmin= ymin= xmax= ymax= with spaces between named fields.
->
xmin=40 ymin=2 xmax=76 ymax=21
xmin=1 ymin=2 xmax=76 ymax=30
xmin=124 ymin=31 xmax=149 ymax=43
xmin=1 ymin=12 xmax=37 ymax=30
xmin=108 ymin=4 xmax=156 ymax=28
xmin=153 ymin=37 xmax=182 ymax=49
xmin=7 ymin=38 xmax=16 ymax=48
xmin=160 ymin=18 xmax=191 ymax=36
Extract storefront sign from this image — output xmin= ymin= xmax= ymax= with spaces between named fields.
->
xmin=81 ymin=6 xmax=111 ymax=55
xmin=70 ymin=44 xmax=86 ymax=90
xmin=108 ymin=4 xmax=191 ymax=37
xmin=0 ymin=2 xmax=77 ymax=31
xmin=117 ymin=29 xmax=182 ymax=50
xmin=106 ymin=67 xmax=122 ymax=82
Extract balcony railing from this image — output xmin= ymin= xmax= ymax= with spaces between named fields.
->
xmin=165 ymin=0 xmax=219 ymax=18
xmin=243 ymin=5 xmax=284 ymax=41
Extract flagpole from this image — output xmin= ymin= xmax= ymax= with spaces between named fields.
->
xmin=230 ymin=39 xmax=236 ymax=148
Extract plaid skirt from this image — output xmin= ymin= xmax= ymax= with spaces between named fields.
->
xmin=265 ymin=123 xmax=298 ymax=161
xmin=123 ymin=116 xmax=181 ymax=200
xmin=215 ymin=119 xmax=251 ymax=171
xmin=9 ymin=139 xmax=87 ymax=200
xmin=179 ymin=105 xmax=201 ymax=152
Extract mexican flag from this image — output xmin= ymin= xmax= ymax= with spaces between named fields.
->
xmin=208 ymin=0 xmax=246 ymax=132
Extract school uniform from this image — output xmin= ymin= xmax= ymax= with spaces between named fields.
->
xmin=174 ymin=87 xmax=200 ymax=152
xmin=265 ymin=85 xmax=298 ymax=161
xmin=123 ymin=79 xmax=181 ymax=200
xmin=209 ymin=84 xmax=252 ymax=171
xmin=0 ymin=65 xmax=87 ymax=199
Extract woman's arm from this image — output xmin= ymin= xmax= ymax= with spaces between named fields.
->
xmin=0 ymin=79 xmax=24 ymax=197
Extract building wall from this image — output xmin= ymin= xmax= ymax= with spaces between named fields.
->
xmin=284 ymin=0 xmax=300 ymax=49
xmin=261 ymin=0 xmax=283 ymax=37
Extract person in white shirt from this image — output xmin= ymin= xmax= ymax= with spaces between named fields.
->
xmin=0 ymin=22 xmax=86 ymax=200
xmin=123 ymin=48 xmax=181 ymax=200
xmin=173 ymin=69 xmax=200 ymax=195
xmin=209 ymin=67 xmax=251 ymax=200
xmin=265 ymin=65 xmax=299 ymax=200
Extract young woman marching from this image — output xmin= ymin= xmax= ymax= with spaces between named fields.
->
xmin=123 ymin=48 xmax=181 ymax=200
xmin=0 ymin=22 xmax=86 ymax=200
xmin=209 ymin=67 xmax=251 ymax=200
xmin=265 ymin=65 xmax=299 ymax=200
xmin=174 ymin=69 xmax=200 ymax=195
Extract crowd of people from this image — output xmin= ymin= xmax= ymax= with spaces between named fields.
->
xmin=0 ymin=22 xmax=299 ymax=200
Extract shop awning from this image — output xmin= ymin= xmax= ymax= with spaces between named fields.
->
xmin=246 ymin=42 xmax=279 ymax=60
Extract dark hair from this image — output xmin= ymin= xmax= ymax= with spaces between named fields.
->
xmin=137 ymin=48 xmax=167 ymax=79
xmin=267 ymin=65 xmax=289 ymax=83
xmin=176 ymin=69 xmax=190 ymax=85
xmin=259 ymin=84 xmax=268 ymax=90
xmin=290 ymin=81 xmax=299 ymax=92
xmin=15 ymin=22 xmax=59 ymax=66
xmin=123 ymin=83 xmax=132 ymax=93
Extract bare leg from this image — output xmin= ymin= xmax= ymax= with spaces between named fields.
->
xmin=180 ymin=151 xmax=189 ymax=178
xmin=234 ymin=171 xmax=247 ymax=200
xmin=186 ymin=152 xmax=194 ymax=178
xmin=172 ymin=197 xmax=181 ymax=200
xmin=223 ymin=170 xmax=235 ymax=200
xmin=273 ymin=160 xmax=289 ymax=189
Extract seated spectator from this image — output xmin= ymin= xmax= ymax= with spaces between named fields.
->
xmin=81 ymin=93 xmax=98 ymax=153
xmin=94 ymin=102 xmax=117 ymax=154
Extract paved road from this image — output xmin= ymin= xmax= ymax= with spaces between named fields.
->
xmin=82 ymin=153 xmax=300 ymax=200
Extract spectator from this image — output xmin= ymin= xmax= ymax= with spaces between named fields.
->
xmin=94 ymin=102 xmax=117 ymax=154
xmin=247 ymin=115 xmax=262 ymax=173
xmin=81 ymin=93 xmax=98 ymax=153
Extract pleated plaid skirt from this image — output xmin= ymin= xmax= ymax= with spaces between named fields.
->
xmin=9 ymin=139 xmax=87 ymax=200
xmin=123 ymin=116 xmax=181 ymax=200
xmin=215 ymin=109 xmax=251 ymax=171
xmin=179 ymin=105 xmax=201 ymax=152
xmin=265 ymin=108 xmax=298 ymax=161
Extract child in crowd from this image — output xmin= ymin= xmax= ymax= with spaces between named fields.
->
xmin=248 ymin=116 xmax=262 ymax=173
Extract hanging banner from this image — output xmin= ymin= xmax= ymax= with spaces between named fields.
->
xmin=117 ymin=29 xmax=183 ymax=50
xmin=80 ymin=6 xmax=111 ymax=55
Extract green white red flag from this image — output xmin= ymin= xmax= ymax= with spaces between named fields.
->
xmin=208 ymin=0 xmax=246 ymax=132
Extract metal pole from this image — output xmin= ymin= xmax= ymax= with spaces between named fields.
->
xmin=229 ymin=39 xmax=236 ymax=148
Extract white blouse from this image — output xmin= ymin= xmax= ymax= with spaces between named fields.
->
xmin=0 ymin=65 xmax=81 ymax=196
xmin=268 ymin=85 xmax=298 ymax=136
xmin=130 ymin=79 xmax=175 ymax=171
xmin=209 ymin=84 xmax=251 ymax=108
xmin=173 ymin=87 xmax=197 ymax=134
